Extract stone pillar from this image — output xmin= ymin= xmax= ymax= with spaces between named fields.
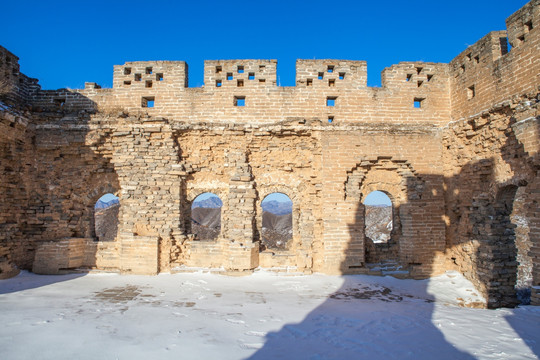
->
xmin=222 ymin=150 xmax=259 ymax=271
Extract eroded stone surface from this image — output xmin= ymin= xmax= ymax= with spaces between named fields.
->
xmin=0 ymin=1 xmax=539 ymax=308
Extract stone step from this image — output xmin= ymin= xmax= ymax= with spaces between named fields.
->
xmin=366 ymin=261 xmax=410 ymax=278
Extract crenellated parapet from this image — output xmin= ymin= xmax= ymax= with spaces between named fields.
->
xmin=295 ymin=60 xmax=367 ymax=89
xmin=204 ymin=59 xmax=277 ymax=88
xmin=450 ymin=0 xmax=539 ymax=120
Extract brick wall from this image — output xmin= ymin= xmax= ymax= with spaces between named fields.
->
xmin=0 ymin=1 xmax=538 ymax=309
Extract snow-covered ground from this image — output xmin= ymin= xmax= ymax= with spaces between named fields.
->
xmin=1 ymin=270 xmax=539 ymax=360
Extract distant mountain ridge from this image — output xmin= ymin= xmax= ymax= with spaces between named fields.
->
xmin=261 ymin=211 xmax=292 ymax=250
xmin=191 ymin=207 xmax=221 ymax=240
xmin=365 ymin=205 xmax=392 ymax=243
xmin=95 ymin=198 xmax=119 ymax=209
xmin=193 ymin=197 xmax=223 ymax=209
xmin=261 ymin=200 xmax=292 ymax=215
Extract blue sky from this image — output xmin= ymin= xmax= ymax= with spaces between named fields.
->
xmin=262 ymin=193 xmax=291 ymax=203
xmin=97 ymin=193 xmax=118 ymax=203
xmin=1 ymin=0 xmax=528 ymax=90
xmin=364 ymin=191 xmax=391 ymax=206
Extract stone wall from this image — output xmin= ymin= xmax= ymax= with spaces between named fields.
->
xmin=441 ymin=0 xmax=540 ymax=307
xmin=0 ymin=1 xmax=539 ymax=308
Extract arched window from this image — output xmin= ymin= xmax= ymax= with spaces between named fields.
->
xmin=191 ymin=192 xmax=223 ymax=240
xmin=363 ymin=190 xmax=393 ymax=244
xmin=261 ymin=193 xmax=292 ymax=250
xmin=94 ymin=193 xmax=119 ymax=241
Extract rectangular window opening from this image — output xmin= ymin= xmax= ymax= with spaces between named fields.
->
xmin=234 ymin=96 xmax=245 ymax=107
xmin=123 ymin=80 xmax=131 ymax=86
xmin=427 ymin=74 xmax=433 ymax=82
xmin=142 ymin=96 xmax=155 ymax=108
xmin=54 ymin=98 xmax=66 ymax=108
xmin=248 ymin=72 xmax=255 ymax=80
xmin=145 ymin=67 xmax=153 ymax=74
xmin=307 ymin=78 xmax=313 ymax=86
xmin=467 ymin=85 xmax=475 ymax=99
xmin=416 ymin=67 xmax=422 ymax=74
xmin=216 ymin=80 xmax=222 ymax=87
xmin=318 ymin=72 xmax=324 ymax=80
xmin=156 ymin=73 xmax=164 ymax=81
xmin=326 ymin=96 xmax=337 ymax=107
xmin=327 ymin=65 xmax=334 ymax=73
xmin=227 ymin=73 xmax=233 ymax=80
xmin=259 ymin=79 xmax=266 ymax=83
xmin=124 ymin=67 xmax=131 ymax=75
xmin=406 ymin=74 xmax=412 ymax=81
xmin=525 ymin=20 xmax=533 ymax=32
xmin=329 ymin=79 xmax=335 ymax=87
xmin=328 ymin=116 xmax=334 ymax=123
xmin=237 ymin=79 xmax=244 ymax=87
xmin=259 ymin=65 xmax=265 ymax=71
xmin=237 ymin=65 xmax=244 ymax=73
xmin=414 ymin=97 xmax=424 ymax=108
xmin=466 ymin=53 xmax=472 ymax=61
xmin=339 ymin=72 xmax=345 ymax=80
xmin=216 ymin=66 xmax=222 ymax=73
xmin=474 ymin=55 xmax=480 ymax=64
xmin=145 ymin=80 xmax=153 ymax=88
xmin=134 ymin=73 xmax=142 ymax=81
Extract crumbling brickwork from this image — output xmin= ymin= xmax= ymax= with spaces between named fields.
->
xmin=0 ymin=1 xmax=538 ymax=308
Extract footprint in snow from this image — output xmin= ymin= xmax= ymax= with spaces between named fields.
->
xmin=226 ymin=319 xmax=246 ymax=325
xmin=239 ymin=342 xmax=264 ymax=350
xmin=245 ymin=331 xmax=267 ymax=337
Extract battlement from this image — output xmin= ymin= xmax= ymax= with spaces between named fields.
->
xmin=204 ymin=60 xmax=277 ymax=88
xmin=450 ymin=1 xmax=539 ymax=120
xmin=113 ymin=60 xmax=188 ymax=89
xmin=0 ymin=46 xmax=20 ymax=82
xmin=0 ymin=45 xmax=40 ymax=105
xmin=295 ymin=60 xmax=367 ymax=88
xmin=506 ymin=0 xmax=539 ymax=49
xmin=0 ymin=2 xmax=536 ymax=126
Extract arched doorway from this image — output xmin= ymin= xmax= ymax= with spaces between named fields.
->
xmin=94 ymin=193 xmax=119 ymax=241
xmin=261 ymin=193 xmax=293 ymax=250
xmin=364 ymin=191 xmax=393 ymax=243
xmin=191 ymin=192 xmax=223 ymax=240
xmin=363 ymin=190 xmax=398 ymax=264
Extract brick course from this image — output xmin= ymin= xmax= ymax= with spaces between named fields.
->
xmin=1 ymin=1 xmax=539 ymax=308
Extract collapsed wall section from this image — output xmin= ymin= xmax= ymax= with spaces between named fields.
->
xmin=444 ymin=0 xmax=540 ymax=307
xmin=0 ymin=103 xmax=30 ymax=276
